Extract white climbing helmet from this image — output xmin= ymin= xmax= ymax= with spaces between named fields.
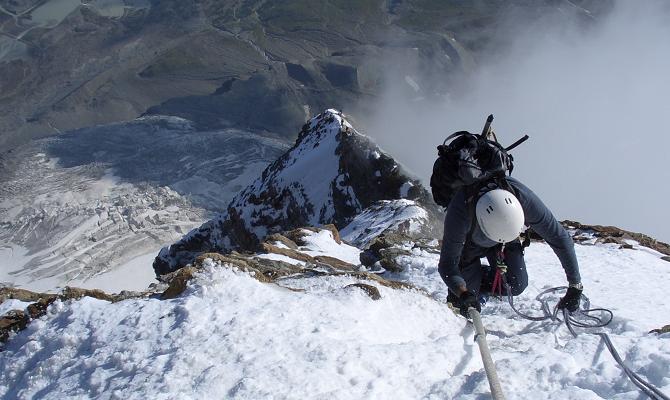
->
xmin=475 ymin=189 xmax=525 ymax=243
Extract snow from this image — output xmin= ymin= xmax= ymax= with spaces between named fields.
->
xmin=254 ymin=253 xmax=306 ymax=266
xmin=399 ymin=181 xmax=414 ymax=198
xmin=298 ymin=229 xmax=361 ymax=265
xmin=222 ymin=109 xmax=376 ymax=246
xmin=341 ymin=199 xmax=429 ymax=247
xmin=0 ymin=299 xmax=32 ymax=316
xmin=72 ymin=253 xmax=158 ymax=293
xmin=1 ymin=239 xmax=669 ymax=399
xmin=232 ymin=110 xmax=344 ymax=231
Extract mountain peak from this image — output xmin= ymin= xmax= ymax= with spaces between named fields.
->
xmin=154 ymin=109 xmax=438 ymax=275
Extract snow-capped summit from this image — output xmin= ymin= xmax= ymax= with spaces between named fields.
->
xmin=154 ymin=109 xmax=439 ymax=275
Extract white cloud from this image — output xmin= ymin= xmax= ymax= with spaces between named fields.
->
xmin=363 ymin=0 xmax=670 ymax=242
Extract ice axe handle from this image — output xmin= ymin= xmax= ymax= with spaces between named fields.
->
xmin=481 ymin=114 xmax=494 ymax=137
xmin=469 ymin=307 xmax=506 ymax=400
xmin=505 ymin=134 xmax=530 ymax=152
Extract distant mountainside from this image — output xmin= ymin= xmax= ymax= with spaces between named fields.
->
xmin=0 ymin=116 xmax=287 ymax=291
xmin=0 ymin=0 xmax=609 ymax=151
xmin=154 ymin=109 xmax=443 ymax=274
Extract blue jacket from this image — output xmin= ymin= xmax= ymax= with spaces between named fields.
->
xmin=438 ymin=177 xmax=581 ymax=293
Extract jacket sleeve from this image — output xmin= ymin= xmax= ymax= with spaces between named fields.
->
xmin=509 ymin=178 xmax=582 ymax=284
xmin=438 ymin=190 xmax=472 ymax=293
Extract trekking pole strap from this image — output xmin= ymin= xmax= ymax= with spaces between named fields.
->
xmin=469 ymin=308 xmax=506 ymax=400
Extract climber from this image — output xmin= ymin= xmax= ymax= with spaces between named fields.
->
xmin=438 ymin=178 xmax=584 ymax=318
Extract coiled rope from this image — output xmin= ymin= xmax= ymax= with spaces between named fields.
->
xmin=500 ymin=274 xmax=669 ymax=400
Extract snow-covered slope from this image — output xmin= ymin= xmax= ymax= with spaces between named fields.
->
xmin=1 ymin=227 xmax=668 ymax=399
xmin=154 ymin=109 xmax=439 ymax=275
xmin=0 ymin=116 xmax=288 ymax=292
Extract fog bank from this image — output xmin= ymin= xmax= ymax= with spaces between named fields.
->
xmin=364 ymin=1 xmax=670 ymax=243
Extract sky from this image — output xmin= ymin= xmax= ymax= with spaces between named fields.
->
xmin=363 ymin=1 xmax=670 ymax=243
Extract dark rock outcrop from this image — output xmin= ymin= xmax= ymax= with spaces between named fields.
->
xmin=160 ymin=267 xmax=200 ymax=300
xmin=0 ymin=310 xmax=29 ymax=343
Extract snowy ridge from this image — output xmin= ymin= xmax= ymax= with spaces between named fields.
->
xmin=230 ymin=109 xmax=353 ymax=236
xmin=1 ymin=227 xmax=669 ymax=399
xmin=154 ymin=109 xmax=438 ymax=275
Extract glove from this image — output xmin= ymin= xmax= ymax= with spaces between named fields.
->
xmin=459 ymin=290 xmax=481 ymax=318
xmin=557 ymin=286 xmax=582 ymax=312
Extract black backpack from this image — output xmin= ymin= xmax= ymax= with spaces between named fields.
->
xmin=430 ymin=115 xmax=529 ymax=208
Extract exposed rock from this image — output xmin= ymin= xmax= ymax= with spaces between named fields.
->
xmin=323 ymin=224 xmax=342 ymax=244
xmin=195 ymin=252 xmax=302 ymax=283
xmin=283 ymin=228 xmax=312 ymax=247
xmin=0 ymin=310 xmax=29 ymax=343
xmin=27 ymin=297 xmax=58 ymax=320
xmin=195 ymin=250 xmax=419 ymax=294
xmin=562 ymin=220 xmax=670 ymax=257
xmin=261 ymin=243 xmax=316 ymax=263
xmin=313 ymin=256 xmax=357 ymax=271
xmin=0 ymin=287 xmax=52 ymax=303
xmin=369 ymin=233 xmax=412 ymax=254
xmin=265 ymin=233 xmax=299 ymax=250
xmin=160 ymin=267 xmax=200 ymax=300
xmin=650 ymin=325 xmax=670 ymax=334
xmin=1 ymin=285 xmax=146 ymax=307
xmin=359 ymin=250 xmax=378 ymax=268
xmin=0 ymin=284 xmax=160 ymax=346
xmin=358 ymin=232 xmax=414 ymax=272
xmin=662 ymin=256 xmax=670 ymax=263
xmin=62 ymin=287 xmax=116 ymax=302
xmin=410 ymin=238 xmax=442 ymax=254
xmin=379 ymin=247 xmax=413 ymax=273
xmin=345 ymin=284 xmax=381 ymax=300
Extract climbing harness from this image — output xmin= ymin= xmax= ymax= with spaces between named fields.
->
xmin=496 ymin=269 xmax=670 ymax=400
xmin=490 ymin=247 xmax=507 ymax=298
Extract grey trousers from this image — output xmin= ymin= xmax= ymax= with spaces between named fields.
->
xmin=455 ymin=239 xmax=529 ymax=297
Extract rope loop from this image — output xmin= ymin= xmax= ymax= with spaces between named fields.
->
xmin=497 ymin=272 xmax=668 ymax=400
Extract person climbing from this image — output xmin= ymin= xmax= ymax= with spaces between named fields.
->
xmin=430 ymin=115 xmax=583 ymax=318
xmin=438 ymin=178 xmax=584 ymax=317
